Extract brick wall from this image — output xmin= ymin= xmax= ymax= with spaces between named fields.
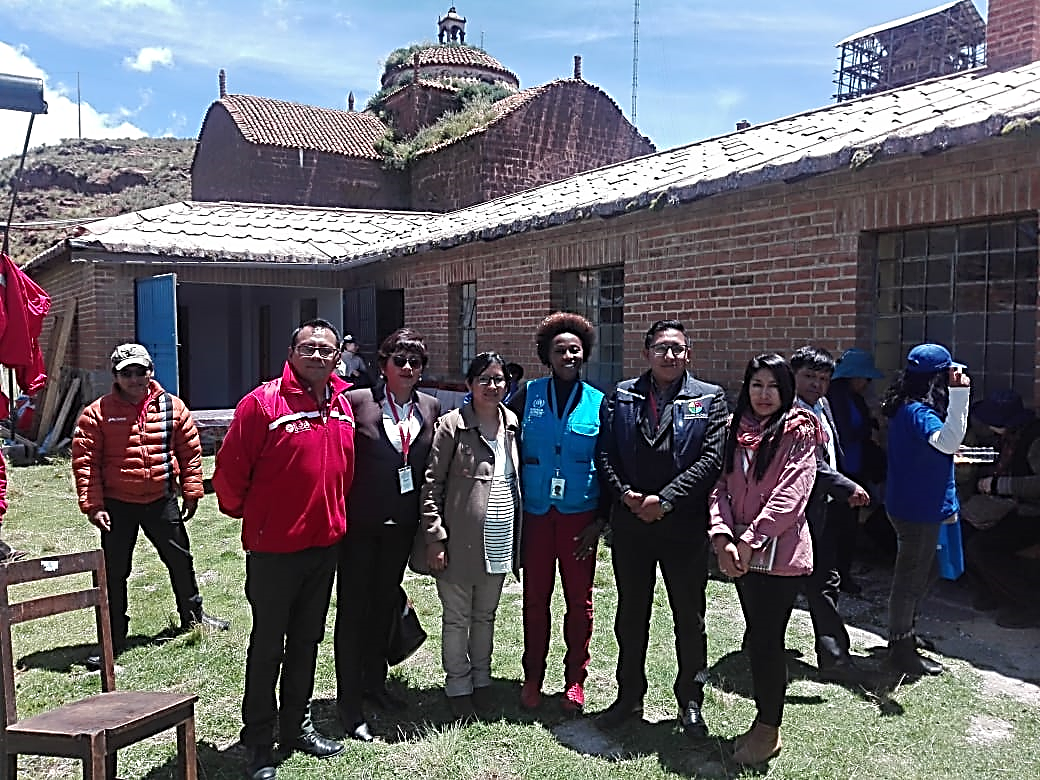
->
xmin=344 ymin=133 xmax=1040 ymax=403
xmin=191 ymin=106 xmax=409 ymax=209
xmin=409 ymin=82 xmax=655 ymax=212
xmin=383 ymin=83 xmax=458 ymax=138
xmin=987 ymin=0 xmax=1040 ymax=70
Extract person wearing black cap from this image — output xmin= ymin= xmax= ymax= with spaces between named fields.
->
xmin=880 ymin=343 xmax=970 ymax=675
xmin=963 ymin=389 xmax=1040 ymax=628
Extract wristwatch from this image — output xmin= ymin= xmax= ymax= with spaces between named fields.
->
xmin=660 ymin=499 xmax=674 ymax=514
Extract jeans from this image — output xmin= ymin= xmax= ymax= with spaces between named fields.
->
xmin=735 ymin=573 xmax=804 ymax=728
xmin=887 ymin=514 xmax=941 ymax=642
xmin=436 ymin=573 xmax=505 ymax=697
xmin=521 ymin=508 xmax=597 ymax=687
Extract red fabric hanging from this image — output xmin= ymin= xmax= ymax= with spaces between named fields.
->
xmin=0 ymin=253 xmax=51 ymax=395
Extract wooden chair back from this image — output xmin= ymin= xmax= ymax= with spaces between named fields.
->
xmin=0 ymin=549 xmax=197 ymax=779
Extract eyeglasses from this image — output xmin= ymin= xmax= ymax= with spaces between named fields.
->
xmin=294 ymin=344 xmax=339 ymax=359
xmin=117 ymin=366 xmax=150 ymax=378
xmin=391 ymin=354 xmax=423 ymax=369
xmin=476 ymin=375 xmax=507 ymax=387
xmin=650 ymin=344 xmax=688 ymax=358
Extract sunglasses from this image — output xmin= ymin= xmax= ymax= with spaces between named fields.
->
xmin=116 ymin=366 xmax=150 ymax=378
xmin=294 ymin=344 xmax=339 ymax=359
xmin=391 ymin=354 xmax=423 ymax=369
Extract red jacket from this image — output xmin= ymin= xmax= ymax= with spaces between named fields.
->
xmin=213 ymin=362 xmax=355 ymax=553
xmin=72 ymin=380 xmax=203 ymax=514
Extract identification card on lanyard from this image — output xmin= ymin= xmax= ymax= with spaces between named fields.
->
xmin=547 ymin=379 xmax=579 ymax=502
xmin=388 ymin=396 xmax=416 ymax=494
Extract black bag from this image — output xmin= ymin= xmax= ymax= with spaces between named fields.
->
xmin=386 ymin=586 xmax=427 ymax=666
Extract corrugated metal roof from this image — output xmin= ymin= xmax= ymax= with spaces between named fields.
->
xmin=836 ymin=1 xmax=977 ymax=46
xmin=28 ymin=60 xmax=1040 ymax=271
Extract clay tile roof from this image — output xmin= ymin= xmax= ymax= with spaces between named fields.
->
xmin=385 ymin=45 xmax=516 ymax=82
xmin=219 ymin=94 xmax=388 ymax=159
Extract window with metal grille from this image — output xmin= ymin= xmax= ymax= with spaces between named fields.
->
xmin=557 ymin=266 xmax=624 ymax=390
xmin=457 ymin=281 xmax=477 ymax=375
xmin=874 ymin=217 xmax=1038 ymax=400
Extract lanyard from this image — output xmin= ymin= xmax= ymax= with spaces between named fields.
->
xmin=647 ymin=388 xmax=661 ymax=430
xmin=386 ymin=394 xmax=414 ymax=464
xmin=547 ymin=378 xmax=580 ymax=460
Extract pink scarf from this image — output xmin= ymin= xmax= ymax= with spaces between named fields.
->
xmin=736 ymin=407 xmax=822 ymax=451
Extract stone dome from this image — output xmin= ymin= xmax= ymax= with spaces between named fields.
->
xmin=380 ymin=45 xmax=520 ymax=90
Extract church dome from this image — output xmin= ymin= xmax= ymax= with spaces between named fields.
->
xmin=380 ymin=45 xmax=520 ymax=90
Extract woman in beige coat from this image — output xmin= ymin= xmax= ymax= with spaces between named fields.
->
xmin=420 ymin=352 xmax=522 ymax=720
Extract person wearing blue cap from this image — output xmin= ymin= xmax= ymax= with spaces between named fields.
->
xmin=827 ymin=348 xmax=886 ymax=593
xmin=880 ymin=343 xmax=970 ymax=675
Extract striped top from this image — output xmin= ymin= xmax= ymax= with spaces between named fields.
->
xmin=483 ymin=434 xmax=517 ymax=574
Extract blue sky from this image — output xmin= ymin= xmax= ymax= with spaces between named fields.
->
xmin=0 ymin=1 xmax=990 ymax=159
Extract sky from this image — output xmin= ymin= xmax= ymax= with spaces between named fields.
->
xmin=0 ymin=0 xmax=991 ymax=159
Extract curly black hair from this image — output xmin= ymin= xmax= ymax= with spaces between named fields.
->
xmin=534 ymin=312 xmax=595 ymax=366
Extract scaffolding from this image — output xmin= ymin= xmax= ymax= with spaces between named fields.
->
xmin=834 ymin=1 xmax=986 ymax=102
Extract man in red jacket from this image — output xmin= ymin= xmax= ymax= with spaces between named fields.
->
xmin=72 ymin=343 xmax=229 ymax=667
xmin=214 ymin=319 xmax=356 ymax=780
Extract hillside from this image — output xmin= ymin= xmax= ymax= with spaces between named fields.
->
xmin=0 ymin=137 xmax=195 ymax=265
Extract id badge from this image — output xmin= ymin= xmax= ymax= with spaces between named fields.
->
xmin=398 ymin=467 xmax=415 ymax=494
xmin=550 ymin=476 xmax=566 ymax=499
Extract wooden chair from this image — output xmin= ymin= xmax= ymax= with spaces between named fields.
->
xmin=0 ymin=550 xmax=198 ymax=779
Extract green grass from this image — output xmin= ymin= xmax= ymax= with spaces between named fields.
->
xmin=2 ymin=457 xmax=1039 ymax=778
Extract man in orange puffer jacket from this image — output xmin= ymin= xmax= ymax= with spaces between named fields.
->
xmin=72 ymin=343 xmax=228 ymax=663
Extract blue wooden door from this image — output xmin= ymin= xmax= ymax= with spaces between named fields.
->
xmin=135 ymin=274 xmax=179 ymax=394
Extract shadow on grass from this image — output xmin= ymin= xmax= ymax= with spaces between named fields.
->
xmin=17 ymin=629 xmax=188 ymax=673
xmin=140 ymin=741 xmax=244 ymax=780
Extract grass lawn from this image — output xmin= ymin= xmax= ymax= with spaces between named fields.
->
xmin=2 ymin=456 xmax=1039 ymax=779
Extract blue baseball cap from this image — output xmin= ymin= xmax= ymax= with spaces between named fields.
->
xmin=832 ymin=348 xmax=883 ymax=380
xmin=905 ymin=343 xmax=965 ymax=374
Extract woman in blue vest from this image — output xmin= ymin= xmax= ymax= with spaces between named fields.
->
xmin=881 ymin=343 xmax=971 ymax=676
xmin=508 ymin=312 xmax=605 ymax=714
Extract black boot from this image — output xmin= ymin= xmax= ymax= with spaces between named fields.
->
xmin=182 ymin=601 xmax=230 ymax=632
xmin=887 ymin=637 xmax=942 ymax=676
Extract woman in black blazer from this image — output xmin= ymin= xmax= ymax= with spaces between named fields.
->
xmin=334 ymin=328 xmax=441 ymax=741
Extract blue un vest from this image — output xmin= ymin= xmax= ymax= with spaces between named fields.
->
xmin=520 ymin=377 xmax=603 ymax=516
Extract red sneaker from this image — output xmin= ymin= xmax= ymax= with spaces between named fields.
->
xmin=520 ymin=680 xmax=542 ymax=710
xmin=561 ymin=682 xmax=584 ymax=714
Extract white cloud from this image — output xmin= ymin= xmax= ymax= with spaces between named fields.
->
xmin=124 ymin=46 xmax=174 ymax=72
xmin=0 ymin=42 xmax=148 ymax=158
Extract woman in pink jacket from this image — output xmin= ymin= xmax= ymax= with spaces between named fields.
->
xmin=709 ymin=353 xmax=819 ymax=766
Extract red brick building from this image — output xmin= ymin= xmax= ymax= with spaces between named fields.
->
xmin=26 ymin=0 xmax=1040 ymax=412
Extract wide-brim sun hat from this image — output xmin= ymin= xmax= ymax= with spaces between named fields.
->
xmin=971 ymin=389 xmax=1035 ymax=429
xmin=832 ymin=348 xmax=883 ymax=380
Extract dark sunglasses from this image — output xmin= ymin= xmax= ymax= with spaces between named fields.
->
xmin=391 ymin=354 xmax=423 ymax=369
xmin=117 ymin=366 xmax=150 ymax=378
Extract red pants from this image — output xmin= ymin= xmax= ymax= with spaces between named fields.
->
xmin=521 ymin=507 xmax=597 ymax=686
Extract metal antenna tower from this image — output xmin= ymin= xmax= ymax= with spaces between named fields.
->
xmin=631 ymin=0 xmax=639 ymax=122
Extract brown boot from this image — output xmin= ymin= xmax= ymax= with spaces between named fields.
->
xmin=732 ymin=719 xmax=757 ymax=752
xmin=732 ymin=722 xmax=781 ymax=765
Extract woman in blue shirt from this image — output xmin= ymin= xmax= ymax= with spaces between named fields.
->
xmin=508 ymin=312 xmax=605 ymax=714
xmin=881 ymin=343 xmax=970 ymax=676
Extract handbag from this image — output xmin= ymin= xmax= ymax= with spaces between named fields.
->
xmin=961 ymin=493 xmax=1017 ymax=531
xmin=386 ymin=586 xmax=427 ymax=666
xmin=936 ymin=517 xmax=965 ymax=581
xmin=732 ymin=523 xmax=778 ymax=574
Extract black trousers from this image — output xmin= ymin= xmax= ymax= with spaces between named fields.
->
xmin=803 ymin=510 xmax=851 ymax=661
xmin=100 ymin=495 xmax=202 ymax=647
xmin=610 ymin=524 xmax=709 ymax=707
xmin=736 ymin=572 xmax=804 ymax=728
xmin=334 ymin=521 xmax=414 ymax=722
xmin=241 ymin=544 xmax=338 ymax=747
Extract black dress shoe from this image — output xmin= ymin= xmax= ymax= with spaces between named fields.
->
xmin=282 ymin=730 xmax=344 ymax=758
xmin=678 ymin=701 xmax=709 ymax=739
xmin=243 ymin=744 xmax=276 ymax=780
xmin=817 ymin=655 xmax=864 ymax=684
xmin=348 ymin=721 xmax=374 ymax=743
xmin=447 ymin=693 xmax=477 ymax=722
xmin=596 ymin=697 xmax=643 ymax=729
xmin=365 ymin=687 xmax=408 ymax=712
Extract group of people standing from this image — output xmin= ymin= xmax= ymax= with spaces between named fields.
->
xmin=68 ymin=315 xmax=971 ymax=779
